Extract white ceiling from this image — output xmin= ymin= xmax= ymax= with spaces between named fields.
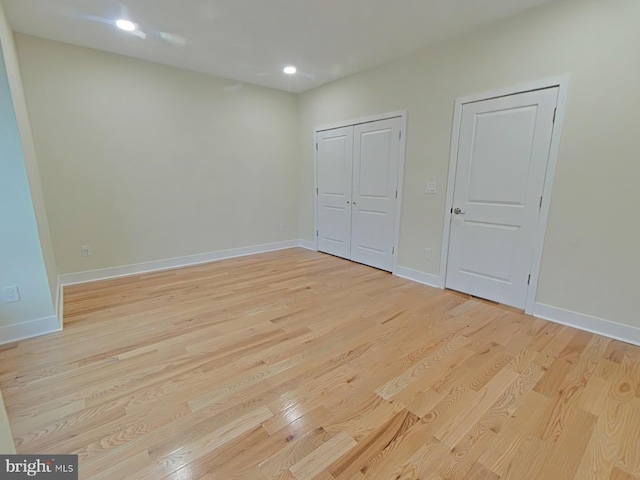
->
xmin=3 ymin=0 xmax=555 ymax=93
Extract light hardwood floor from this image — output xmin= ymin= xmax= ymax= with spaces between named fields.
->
xmin=1 ymin=248 xmax=639 ymax=479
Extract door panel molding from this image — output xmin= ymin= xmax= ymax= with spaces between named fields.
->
xmin=441 ymin=76 xmax=570 ymax=314
xmin=313 ymin=111 xmax=407 ymax=274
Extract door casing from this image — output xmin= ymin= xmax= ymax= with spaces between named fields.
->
xmin=313 ymin=111 xmax=407 ymax=274
xmin=441 ymin=76 xmax=570 ymax=315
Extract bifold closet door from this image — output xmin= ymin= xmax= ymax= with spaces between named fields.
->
xmin=316 ymin=117 xmax=401 ymax=271
xmin=316 ymin=126 xmax=354 ymax=260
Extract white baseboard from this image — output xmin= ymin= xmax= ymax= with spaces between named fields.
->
xmin=533 ymin=303 xmax=640 ymax=347
xmin=56 ymin=279 xmax=64 ymax=327
xmin=57 ymin=279 xmax=64 ymax=327
xmin=298 ymin=239 xmax=316 ymax=251
xmin=58 ymin=240 xmax=301 ymax=286
xmin=0 ymin=315 xmax=61 ymax=345
xmin=394 ymin=266 xmax=444 ymax=289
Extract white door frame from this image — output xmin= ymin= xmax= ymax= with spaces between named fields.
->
xmin=313 ymin=110 xmax=408 ymax=274
xmin=441 ymin=76 xmax=570 ymax=315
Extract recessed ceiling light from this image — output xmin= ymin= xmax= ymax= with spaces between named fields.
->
xmin=283 ymin=65 xmax=297 ymax=75
xmin=116 ymin=19 xmax=137 ymax=32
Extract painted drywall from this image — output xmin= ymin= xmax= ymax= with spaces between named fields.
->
xmin=298 ymin=0 xmax=640 ymax=328
xmin=15 ymin=34 xmax=299 ymax=274
xmin=0 ymin=39 xmax=55 ymax=334
xmin=0 ymin=4 xmax=58 ymax=304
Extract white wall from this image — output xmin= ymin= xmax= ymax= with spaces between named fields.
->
xmin=15 ymin=34 xmax=299 ymax=275
xmin=298 ymin=0 xmax=640 ymax=328
xmin=0 ymin=41 xmax=56 ymax=338
xmin=0 ymin=3 xmax=58 ymax=305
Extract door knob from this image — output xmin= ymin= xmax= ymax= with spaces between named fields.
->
xmin=453 ymin=208 xmax=466 ymax=215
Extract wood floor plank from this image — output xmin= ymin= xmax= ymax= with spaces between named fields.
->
xmin=538 ymin=405 xmax=597 ymax=479
xmin=139 ymin=406 xmax=273 ymax=479
xmin=89 ymin=449 xmax=151 ymax=480
xmin=610 ymin=467 xmax=640 ymax=480
xmin=465 ymin=461 xmax=500 ymax=480
xmin=477 ymin=390 xmax=552 ymax=477
xmin=384 ymin=435 xmax=450 ymax=480
xmin=0 ymin=249 xmax=639 ymax=479
xmin=615 ymin=398 xmax=640 ymax=477
xmin=573 ymin=398 xmax=632 ymax=480
xmin=164 ymin=405 xmax=328 ymax=480
xmin=258 ymin=427 xmax=333 ymax=480
xmin=437 ymin=366 xmax=519 ymax=447
xmin=288 ymin=431 xmax=356 ymax=480
xmin=500 ymin=434 xmax=553 ymax=480
xmin=375 ymin=334 xmax=472 ymax=400
xmin=327 ymin=410 xmax=419 ymax=479
xmin=436 ymin=424 xmax=497 ymax=479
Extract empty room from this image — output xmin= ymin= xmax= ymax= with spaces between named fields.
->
xmin=1 ymin=0 xmax=639 ymax=478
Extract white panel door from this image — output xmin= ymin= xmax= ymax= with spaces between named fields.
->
xmin=351 ymin=118 xmax=401 ymax=271
xmin=316 ymin=126 xmax=354 ymax=260
xmin=446 ymin=88 xmax=558 ymax=308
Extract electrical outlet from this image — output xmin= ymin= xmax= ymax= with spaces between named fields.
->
xmin=424 ymin=248 xmax=432 ymax=259
xmin=280 ymin=224 xmax=286 ymax=233
xmin=3 ymin=286 xmax=20 ymax=303
xmin=425 ymin=182 xmax=437 ymax=194
xmin=82 ymin=245 xmax=91 ymax=257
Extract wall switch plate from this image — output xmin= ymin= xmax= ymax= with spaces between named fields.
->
xmin=280 ymin=224 xmax=286 ymax=232
xmin=424 ymin=248 xmax=432 ymax=259
xmin=82 ymin=245 xmax=91 ymax=257
xmin=3 ymin=286 xmax=20 ymax=303
xmin=425 ymin=182 xmax=437 ymax=194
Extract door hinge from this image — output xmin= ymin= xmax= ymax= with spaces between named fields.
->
xmin=395 ymin=190 xmax=398 ymax=199
xmin=539 ymin=196 xmax=543 ymax=209
xmin=316 ymin=187 xmax=318 ymax=194
xmin=552 ymin=108 xmax=557 ymax=124
xmin=392 ymin=246 xmax=395 ymax=255
xmin=399 ymin=131 xmax=402 ymax=140
xmin=316 ymin=230 xmax=318 ymax=237
xmin=527 ymin=274 xmax=531 ymax=285
xmin=316 ymin=142 xmax=318 ymax=151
